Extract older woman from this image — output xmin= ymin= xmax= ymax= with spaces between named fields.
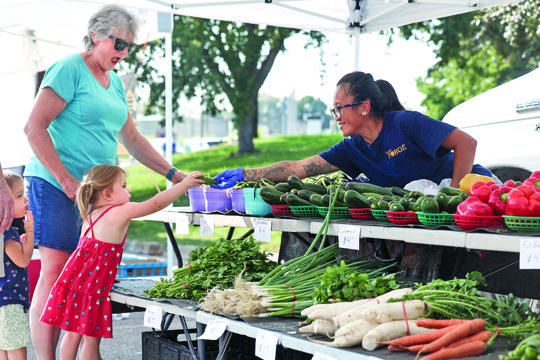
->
xmin=213 ymin=71 xmax=492 ymax=189
xmin=24 ymin=5 xmax=187 ymax=358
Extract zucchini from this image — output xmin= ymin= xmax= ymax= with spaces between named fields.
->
xmin=274 ymin=182 xmax=292 ymax=193
xmin=259 ymin=186 xmax=285 ymax=205
xmin=304 ymin=183 xmax=327 ymax=195
xmin=285 ymin=194 xmax=312 ymax=206
xmin=197 ymin=175 xmax=218 ymax=185
xmin=320 ymin=194 xmax=346 ymax=207
xmin=389 ymin=186 xmax=410 ymax=197
xmin=344 ymin=190 xmax=371 ymax=209
xmin=297 ymin=190 xmax=317 ymax=202
xmin=287 ymin=175 xmax=307 ymax=190
xmin=344 ymin=182 xmax=393 ymax=196
xmin=309 ymin=193 xmax=326 ymax=207
xmin=439 ymin=186 xmax=461 ymax=197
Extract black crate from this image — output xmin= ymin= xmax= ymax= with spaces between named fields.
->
xmin=142 ymin=329 xmax=206 ymax=360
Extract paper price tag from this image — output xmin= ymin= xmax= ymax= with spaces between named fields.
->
xmin=143 ymin=305 xmax=163 ymax=329
xmin=255 ymin=330 xmax=278 ymax=360
xmin=312 ymin=352 xmax=338 ymax=360
xmin=175 ymin=213 xmax=190 ymax=234
xmin=198 ymin=319 xmax=229 ymax=340
xmin=520 ymin=238 xmax=540 ymax=269
xmin=338 ymin=224 xmax=361 ymax=250
xmin=200 ymin=215 xmax=215 ymax=237
xmin=254 ymin=220 xmax=272 ymax=242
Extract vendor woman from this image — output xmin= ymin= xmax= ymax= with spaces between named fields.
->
xmin=213 ymin=71 xmax=493 ymax=190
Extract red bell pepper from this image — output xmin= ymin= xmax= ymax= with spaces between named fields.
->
xmin=524 ymin=176 xmax=540 ymax=192
xmin=457 ymin=196 xmax=494 ymax=216
xmin=531 ymin=170 xmax=540 ymax=178
xmin=503 ymin=179 xmax=516 ymax=188
xmin=506 ymin=185 xmax=540 ymax=217
xmin=488 ymin=185 xmax=513 ymax=215
xmin=470 ymin=181 xmax=493 ymax=203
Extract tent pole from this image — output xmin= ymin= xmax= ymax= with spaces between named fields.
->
xmin=164 ymin=31 xmax=175 ymax=274
xmin=354 ymin=28 xmax=360 ymax=71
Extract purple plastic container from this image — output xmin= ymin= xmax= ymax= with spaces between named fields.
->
xmin=188 ymin=187 xmax=206 ymax=212
xmin=203 ymin=188 xmax=232 ymax=212
xmin=227 ymin=188 xmax=246 ymax=213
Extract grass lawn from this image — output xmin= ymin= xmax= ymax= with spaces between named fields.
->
xmin=125 ymin=132 xmax=343 ymax=253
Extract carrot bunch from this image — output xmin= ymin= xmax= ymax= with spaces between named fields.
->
xmin=384 ymin=318 xmax=493 ymax=360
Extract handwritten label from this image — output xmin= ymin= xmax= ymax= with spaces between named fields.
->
xmin=254 ymin=220 xmax=272 ymax=242
xmin=143 ymin=305 xmax=163 ymax=329
xmin=200 ymin=215 xmax=215 ymax=237
xmin=255 ymin=330 xmax=278 ymax=360
xmin=175 ymin=213 xmax=190 ymax=234
xmin=312 ymin=352 xmax=338 ymax=360
xmin=198 ymin=319 xmax=229 ymax=340
xmin=520 ymin=238 xmax=540 ymax=269
xmin=338 ymin=224 xmax=361 ymax=250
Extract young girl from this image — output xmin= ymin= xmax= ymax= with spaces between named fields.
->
xmin=40 ymin=165 xmax=205 ymax=360
xmin=0 ymin=171 xmax=34 ymax=360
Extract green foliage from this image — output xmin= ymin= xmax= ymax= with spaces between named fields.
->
xmin=389 ymin=0 xmax=540 ymax=118
xmin=120 ymin=17 xmax=326 ymax=153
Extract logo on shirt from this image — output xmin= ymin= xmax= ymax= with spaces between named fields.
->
xmin=386 ymin=144 xmax=407 ymax=159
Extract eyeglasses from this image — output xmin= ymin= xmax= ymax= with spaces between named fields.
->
xmin=108 ymin=35 xmax=136 ymax=54
xmin=330 ymin=101 xmax=365 ymax=118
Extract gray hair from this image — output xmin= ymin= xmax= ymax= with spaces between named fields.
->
xmin=83 ymin=4 xmax=139 ymax=51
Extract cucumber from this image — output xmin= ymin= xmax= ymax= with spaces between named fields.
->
xmin=304 ymin=183 xmax=327 ymax=195
xmin=297 ymin=190 xmax=317 ymax=202
xmin=287 ymin=175 xmax=307 ymax=190
xmin=439 ymin=186 xmax=461 ymax=197
xmin=259 ymin=186 xmax=285 ymax=205
xmin=420 ymin=197 xmax=439 ymax=214
xmin=344 ymin=182 xmax=393 ymax=196
xmin=274 ymin=182 xmax=292 ymax=193
xmin=377 ymin=200 xmax=390 ymax=210
xmin=285 ymin=194 xmax=312 ymax=206
xmin=389 ymin=186 xmax=410 ymax=197
xmin=321 ymin=194 xmax=346 ymax=207
xmin=434 ymin=193 xmax=449 ymax=212
xmin=197 ymin=175 xmax=218 ymax=185
xmin=446 ymin=195 xmax=463 ymax=214
xmin=309 ymin=193 xmax=326 ymax=207
xmin=344 ymin=190 xmax=371 ymax=208
xmin=389 ymin=202 xmax=406 ymax=212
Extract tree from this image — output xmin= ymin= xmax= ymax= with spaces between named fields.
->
xmin=122 ymin=16 xmax=325 ymax=154
xmin=390 ymin=0 xmax=540 ymax=119
xmin=297 ymin=96 xmax=332 ymax=130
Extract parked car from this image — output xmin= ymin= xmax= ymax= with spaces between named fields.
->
xmin=443 ymin=67 xmax=540 ymax=182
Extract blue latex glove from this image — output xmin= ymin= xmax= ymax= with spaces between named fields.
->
xmin=211 ymin=167 xmax=245 ymax=189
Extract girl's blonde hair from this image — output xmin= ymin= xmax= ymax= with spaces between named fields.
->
xmin=76 ymin=165 xmax=125 ymax=222
xmin=3 ymin=170 xmax=23 ymax=191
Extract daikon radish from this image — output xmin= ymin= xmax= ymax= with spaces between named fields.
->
xmin=304 ymin=299 xmax=371 ymax=320
xmin=332 ymin=288 xmax=414 ymax=329
xmin=307 ymin=319 xmax=378 ymax=348
xmin=298 ymin=319 xmax=337 ymax=336
xmin=362 ymin=320 xmax=433 ymax=351
xmin=361 ymin=300 xmax=427 ymax=323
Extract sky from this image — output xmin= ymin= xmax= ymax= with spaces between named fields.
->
xmin=0 ymin=30 xmax=437 ymax=168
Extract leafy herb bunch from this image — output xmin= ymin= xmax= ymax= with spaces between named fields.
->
xmin=145 ymin=236 xmax=277 ymax=301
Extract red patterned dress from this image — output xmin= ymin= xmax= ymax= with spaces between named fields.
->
xmin=40 ymin=206 xmax=125 ymax=338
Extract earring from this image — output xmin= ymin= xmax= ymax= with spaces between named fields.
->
xmin=362 ymin=112 xmax=367 ymax=116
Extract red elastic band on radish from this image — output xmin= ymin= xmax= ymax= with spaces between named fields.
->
xmin=189 ymin=264 xmax=193 ymax=272
xmin=182 ymin=282 xmax=187 ymax=289
xmin=368 ymin=298 xmax=380 ymax=304
xmin=285 ymin=283 xmax=296 ymax=316
xmin=496 ymin=327 xmax=500 ymax=336
xmin=401 ymin=301 xmax=410 ymax=335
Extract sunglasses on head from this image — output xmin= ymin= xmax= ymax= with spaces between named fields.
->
xmin=108 ymin=35 xmax=136 ymax=53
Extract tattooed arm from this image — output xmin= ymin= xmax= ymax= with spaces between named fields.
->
xmin=243 ymin=155 xmax=340 ymax=182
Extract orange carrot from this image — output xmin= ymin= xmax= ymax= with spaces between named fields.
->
xmin=420 ymin=340 xmax=487 ymax=360
xmin=416 ymin=318 xmax=486 ymax=358
xmin=387 ymin=344 xmax=408 ymax=352
xmin=404 ymin=344 xmax=427 ymax=352
xmin=382 ymin=325 xmax=460 ymax=347
xmin=416 ymin=319 xmax=471 ymax=329
xmin=445 ymin=330 xmax=493 ymax=348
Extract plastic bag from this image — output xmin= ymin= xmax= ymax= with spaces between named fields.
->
xmin=404 ymin=179 xmax=440 ymax=195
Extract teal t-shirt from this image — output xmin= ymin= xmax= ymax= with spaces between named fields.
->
xmin=25 ymin=53 xmax=129 ymax=190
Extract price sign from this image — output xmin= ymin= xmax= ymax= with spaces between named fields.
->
xmin=200 ymin=215 xmax=215 ymax=237
xmin=175 ymin=213 xmax=189 ymax=234
xmin=338 ymin=224 xmax=361 ymax=250
xmin=312 ymin=352 xmax=338 ymax=360
xmin=254 ymin=220 xmax=272 ymax=242
xmin=255 ymin=330 xmax=278 ymax=360
xmin=143 ymin=305 xmax=163 ymax=329
xmin=198 ymin=319 xmax=229 ymax=340
xmin=520 ymin=238 xmax=540 ymax=269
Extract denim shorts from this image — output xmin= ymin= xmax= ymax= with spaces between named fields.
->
xmin=26 ymin=176 xmax=81 ymax=253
